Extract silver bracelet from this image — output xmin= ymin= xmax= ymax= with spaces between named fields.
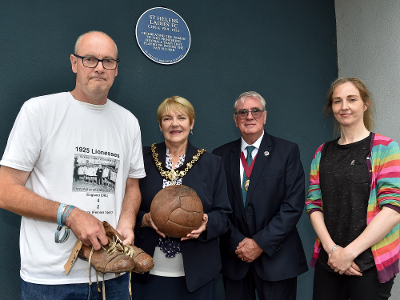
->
xmin=329 ymin=244 xmax=338 ymax=254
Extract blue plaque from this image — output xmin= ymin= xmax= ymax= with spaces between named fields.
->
xmin=135 ymin=7 xmax=191 ymax=65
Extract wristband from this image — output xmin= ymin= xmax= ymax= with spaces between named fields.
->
xmin=61 ymin=205 xmax=75 ymax=226
xmin=329 ymin=244 xmax=338 ymax=255
xmin=57 ymin=203 xmax=67 ymax=226
xmin=55 ymin=204 xmax=75 ymax=243
xmin=55 ymin=225 xmax=70 ymax=243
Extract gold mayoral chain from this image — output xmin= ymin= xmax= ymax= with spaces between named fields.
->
xmin=151 ymin=143 xmax=206 ymax=184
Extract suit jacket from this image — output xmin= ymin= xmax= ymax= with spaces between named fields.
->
xmin=133 ymin=142 xmax=232 ymax=292
xmin=213 ymin=132 xmax=308 ymax=281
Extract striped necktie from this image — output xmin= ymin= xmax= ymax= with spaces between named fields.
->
xmin=242 ymin=146 xmax=255 ymax=206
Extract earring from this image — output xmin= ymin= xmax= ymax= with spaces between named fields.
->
xmin=190 ymin=129 xmax=193 ymax=136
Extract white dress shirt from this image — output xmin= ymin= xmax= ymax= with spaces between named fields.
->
xmin=240 ymin=131 xmax=264 ymax=185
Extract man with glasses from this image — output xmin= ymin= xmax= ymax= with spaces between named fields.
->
xmin=0 ymin=31 xmax=146 ymax=299
xmin=213 ymin=91 xmax=308 ymax=300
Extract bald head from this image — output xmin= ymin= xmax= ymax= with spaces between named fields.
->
xmin=70 ymin=31 xmax=119 ymax=104
xmin=74 ymin=31 xmax=118 ymax=57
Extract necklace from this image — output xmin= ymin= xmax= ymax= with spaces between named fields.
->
xmin=151 ymin=143 xmax=206 ymax=184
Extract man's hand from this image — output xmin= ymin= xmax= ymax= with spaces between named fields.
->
xmin=116 ymin=226 xmax=135 ymax=246
xmin=66 ymin=208 xmax=108 ymax=250
xmin=235 ymin=237 xmax=263 ymax=263
xmin=117 ymin=177 xmax=141 ymax=244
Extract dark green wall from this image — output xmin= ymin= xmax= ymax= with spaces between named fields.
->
xmin=0 ymin=1 xmax=337 ymax=299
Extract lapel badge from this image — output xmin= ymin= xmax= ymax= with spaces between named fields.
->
xmin=264 ymin=151 xmax=269 ymax=156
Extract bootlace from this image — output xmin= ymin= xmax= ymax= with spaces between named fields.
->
xmin=111 ymin=239 xmax=135 ymax=300
xmin=87 ymin=239 xmax=134 ymax=300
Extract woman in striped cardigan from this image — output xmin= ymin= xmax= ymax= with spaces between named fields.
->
xmin=306 ymin=78 xmax=400 ymax=300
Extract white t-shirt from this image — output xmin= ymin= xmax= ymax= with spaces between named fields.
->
xmin=1 ymin=92 xmax=146 ymax=284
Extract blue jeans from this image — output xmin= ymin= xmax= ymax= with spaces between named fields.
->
xmin=19 ymin=273 xmax=130 ymax=300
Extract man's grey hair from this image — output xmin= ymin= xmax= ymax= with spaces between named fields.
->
xmin=233 ymin=91 xmax=266 ymax=113
xmin=74 ymin=31 xmax=118 ymax=57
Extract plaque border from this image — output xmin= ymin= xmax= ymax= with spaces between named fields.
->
xmin=135 ymin=7 xmax=191 ymax=65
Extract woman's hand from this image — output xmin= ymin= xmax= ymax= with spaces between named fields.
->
xmin=328 ymin=245 xmax=356 ymax=274
xmin=343 ymin=262 xmax=362 ymax=276
xmin=142 ymin=212 xmax=166 ymax=238
xmin=181 ymin=214 xmax=208 ymax=241
xmin=328 ymin=207 xmax=400 ymax=275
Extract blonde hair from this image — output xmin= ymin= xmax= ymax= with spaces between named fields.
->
xmin=157 ymin=96 xmax=195 ymax=125
xmin=324 ymin=77 xmax=375 ymax=136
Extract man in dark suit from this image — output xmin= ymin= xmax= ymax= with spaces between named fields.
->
xmin=213 ymin=91 xmax=308 ymax=300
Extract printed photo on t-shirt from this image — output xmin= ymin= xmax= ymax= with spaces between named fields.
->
xmin=72 ymin=154 xmax=120 ymax=194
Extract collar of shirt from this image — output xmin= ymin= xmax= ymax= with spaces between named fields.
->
xmin=240 ymin=131 xmax=264 ymax=158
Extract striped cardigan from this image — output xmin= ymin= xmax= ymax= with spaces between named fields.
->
xmin=306 ymin=133 xmax=400 ymax=283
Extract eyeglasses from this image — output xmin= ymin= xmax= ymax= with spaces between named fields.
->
xmin=234 ymin=108 xmax=265 ymax=119
xmin=73 ymin=54 xmax=119 ymax=70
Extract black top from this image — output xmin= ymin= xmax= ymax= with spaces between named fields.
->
xmin=318 ymin=133 xmax=375 ymax=272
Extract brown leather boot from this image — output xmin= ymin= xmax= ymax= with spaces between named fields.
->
xmin=103 ymin=221 xmax=154 ymax=274
xmin=78 ymin=235 xmax=135 ymax=273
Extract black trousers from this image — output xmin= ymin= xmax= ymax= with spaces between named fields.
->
xmin=131 ymin=274 xmax=217 ymax=300
xmin=313 ymin=261 xmax=394 ymax=300
xmin=223 ymin=265 xmax=297 ymax=300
